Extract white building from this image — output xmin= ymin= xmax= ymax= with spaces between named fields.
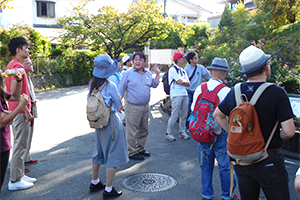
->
xmin=207 ymin=0 xmax=256 ymax=28
xmin=154 ymin=0 xmax=213 ymax=25
xmin=0 ymin=0 xmax=102 ymax=43
xmin=0 ymin=0 xmax=214 ymax=42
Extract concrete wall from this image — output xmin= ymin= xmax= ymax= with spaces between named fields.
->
xmin=149 ymin=49 xmax=178 ymax=65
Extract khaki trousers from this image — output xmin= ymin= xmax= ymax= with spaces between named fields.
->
xmin=10 ymin=113 xmax=30 ymax=182
xmin=23 ymin=120 xmax=34 ymax=162
xmin=125 ymin=101 xmax=149 ymax=157
xmin=167 ymin=96 xmax=189 ymax=134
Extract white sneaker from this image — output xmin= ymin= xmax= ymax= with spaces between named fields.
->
xmin=22 ymin=175 xmax=37 ymax=183
xmin=179 ymin=132 xmax=190 ymax=140
xmin=8 ymin=180 xmax=34 ymax=190
xmin=165 ymin=134 xmax=176 ymax=141
xmin=186 ymin=130 xmax=190 ymax=135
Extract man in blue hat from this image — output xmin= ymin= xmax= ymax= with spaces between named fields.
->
xmin=191 ymin=57 xmax=238 ymax=200
xmin=214 ymin=45 xmax=295 ymax=200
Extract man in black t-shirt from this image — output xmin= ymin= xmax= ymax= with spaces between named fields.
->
xmin=213 ymin=45 xmax=295 ymax=200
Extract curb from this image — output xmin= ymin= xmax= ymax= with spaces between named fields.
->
xmin=283 ymin=150 xmax=300 ymax=161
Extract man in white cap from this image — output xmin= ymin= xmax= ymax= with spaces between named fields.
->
xmin=165 ymin=52 xmax=190 ymax=141
xmin=120 ymin=55 xmax=132 ymax=74
xmin=214 ymin=45 xmax=295 ymax=199
xmin=191 ymin=57 xmax=238 ymax=200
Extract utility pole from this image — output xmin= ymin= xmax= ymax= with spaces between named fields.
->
xmin=164 ymin=0 xmax=166 ymax=18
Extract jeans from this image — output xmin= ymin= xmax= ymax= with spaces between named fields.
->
xmin=234 ymin=153 xmax=290 ymax=200
xmin=186 ymin=91 xmax=194 ymax=130
xmin=198 ymin=131 xmax=236 ymax=200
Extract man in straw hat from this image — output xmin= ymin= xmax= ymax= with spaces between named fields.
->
xmin=214 ymin=45 xmax=295 ymax=199
xmin=191 ymin=57 xmax=238 ymax=200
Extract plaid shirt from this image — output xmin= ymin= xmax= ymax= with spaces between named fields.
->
xmin=118 ymin=67 xmax=159 ymax=105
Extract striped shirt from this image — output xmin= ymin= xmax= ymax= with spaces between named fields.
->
xmin=118 ymin=67 xmax=159 ymax=105
xmin=168 ymin=64 xmax=189 ymax=98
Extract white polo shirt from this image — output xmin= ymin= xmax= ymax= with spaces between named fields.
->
xmin=168 ymin=64 xmax=189 ymax=98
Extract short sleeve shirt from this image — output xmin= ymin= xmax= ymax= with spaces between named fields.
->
xmin=218 ymin=82 xmax=294 ymax=149
xmin=0 ymin=92 xmax=12 ymax=153
xmin=5 ymin=59 xmax=31 ymax=113
xmin=169 ymin=65 xmax=188 ymax=98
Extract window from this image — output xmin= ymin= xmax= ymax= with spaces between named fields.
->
xmin=37 ymin=1 xmax=55 ymax=18
xmin=187 ymin=17 xmax=198 ymax=23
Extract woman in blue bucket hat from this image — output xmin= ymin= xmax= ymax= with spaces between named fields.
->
xmin=88 ymin=54 xmax=128 ymax=199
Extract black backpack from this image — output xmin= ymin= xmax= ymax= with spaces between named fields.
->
xmin=162 ymin=66 xmax=179 ymax=95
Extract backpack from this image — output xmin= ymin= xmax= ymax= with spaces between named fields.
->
xmin=227 ymin=82 xmax=278 ymax=165
xmin=162 ymin=66 xmax=179 ymax=95
xmin=189 ymin=82 xmax=226 ymax=143
xmin=86 ymin=81 xmax=111 ymax=129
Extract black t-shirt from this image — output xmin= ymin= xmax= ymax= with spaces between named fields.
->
xmin=218 ymin=82 xmax=294 ymax=149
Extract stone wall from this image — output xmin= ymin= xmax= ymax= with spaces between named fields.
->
xmin=30 ymin=74 xmax=73 ymax=89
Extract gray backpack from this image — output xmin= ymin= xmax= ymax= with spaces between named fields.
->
xmin=86 ymin=81 xmax=110 ymax=129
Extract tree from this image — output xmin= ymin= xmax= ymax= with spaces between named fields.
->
xmin=232 ymin=1 xmax=249 ymax=28
xmin=150 ymin=19 xmax=184 ymax=49
xmin=254 ymin=0 xmax=300 ymax=27
xmin=0 ymin=24 xmax=51 ymax=58
xmin=184 ymin=21 xmax=210 ymax=50
xmin=0 ymin=0 xmax=13 ymax=9
xmin=57 ymin=0 xmax=168 ymax=58
xmin=218 ymin=2 xmax=234 ymax=30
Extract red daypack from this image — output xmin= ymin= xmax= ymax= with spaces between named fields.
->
xmin=189 ymin=82 xmax=226 ymax=143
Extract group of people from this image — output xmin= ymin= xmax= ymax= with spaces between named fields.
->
xmin=164 ymin=45 xmax=297 ymax=200
xmin=0 ymin=37 xmax=38 ymax=194
xmin=88 ymin=45 xmax=298 ymax=200
xmin=1 ymin=36 xmax=299 ymax=200
xmin=88 ymin=52 xmax=160 ymax=199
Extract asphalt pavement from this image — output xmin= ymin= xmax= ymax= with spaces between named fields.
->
xmin=1 ymin=74 xmax=300 ymax=200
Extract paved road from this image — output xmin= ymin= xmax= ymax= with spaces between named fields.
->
xmin=1 ymin=75 xmax=300 ymax=200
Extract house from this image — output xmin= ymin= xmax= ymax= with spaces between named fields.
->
xmin=207 ymin=0 xmax=256 ymax=28
xmin=151 ymin=0 xmax=213 ymax=25
xmin=0 ymin=0 xmax=213 ymax=45
xmin=0 ymin=0 xmax=101 ymax=45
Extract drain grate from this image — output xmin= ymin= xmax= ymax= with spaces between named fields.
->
xmin=121 ymin=173 xmax=177 ymax=193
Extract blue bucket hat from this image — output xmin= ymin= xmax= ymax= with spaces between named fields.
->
xmin=93 ymin=54 xmax=118 ymax=78
xmin=239 ymin=45 xmax=271 ymax=74
xmin=207 ymin=57 xmax=232 ymax=72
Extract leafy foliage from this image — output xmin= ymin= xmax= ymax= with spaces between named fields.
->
xmin=150 ymin=19 xmax=184 ymax=49
xmin=57 ymin=0 xmax=168 ymax=58
xmin=0 ymin=24 xmax=51 ymax=70
xmin=254 ymin=0 xmax=300 ymax=28
xmin=0 ymin=0 xmax=13 ymax=9
xmin=218 ymin=2 xmax=234 ymax=30
xmin=184 ymin=21 xmax=210 ymax=51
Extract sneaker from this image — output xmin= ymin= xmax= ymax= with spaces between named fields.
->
xmin=8 ymin=180 xmax=34 ymax=190
xmin=186 ymin=129 xmax=190 ymax=135
xmin=165 ymin=133 xmax=176 ymax=141
xmin=129 ymin=154 xmax=145 ymax=160
xmin=25 ymin=167 xmax=30 ymax=173
xmin=25 ymin=160 xmax=38 ymax=165
xmin=179 ymin=132 xmax=190 ymax=139
xmin=222 ymin=194 xmax=240 ymax=200
xmin=90 ymin=181 xmax=105 ymax=192
xmin=103 ymin=187 xmax=122 ymax=199
xmin=21 ymin=175 xmax=37 ymax=183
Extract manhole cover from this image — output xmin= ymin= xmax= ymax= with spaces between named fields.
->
xmin=121 ymin=173 xmax=177 ymax=193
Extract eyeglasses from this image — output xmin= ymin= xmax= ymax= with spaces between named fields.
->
xmin=193 ymin=57 xmax=198 ymax=60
